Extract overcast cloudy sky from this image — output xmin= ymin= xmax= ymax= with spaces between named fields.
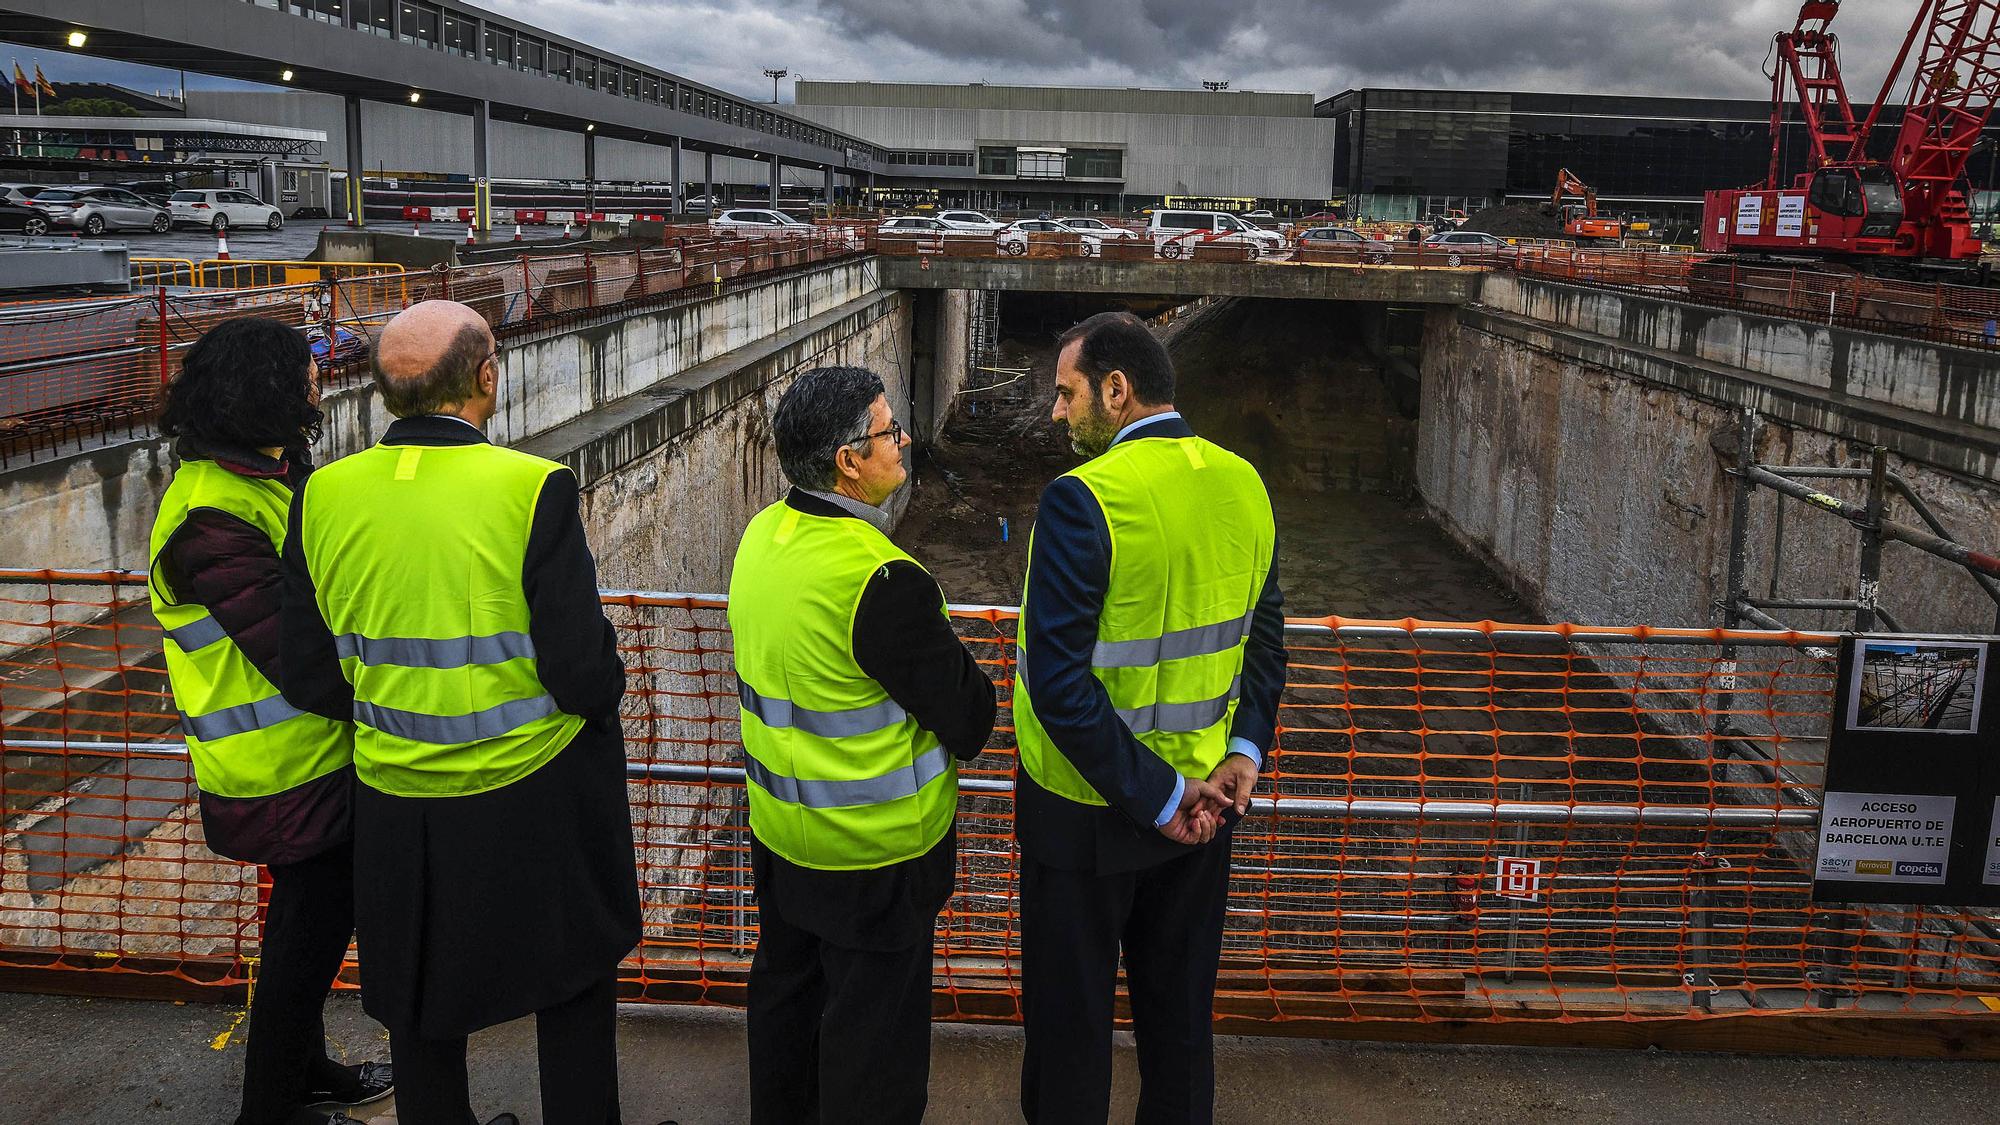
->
xmin=12 ymin=0 xmax=1943 ymax=105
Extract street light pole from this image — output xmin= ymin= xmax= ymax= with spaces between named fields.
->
xmin=763 ymin=68 xmax=788 ymax=104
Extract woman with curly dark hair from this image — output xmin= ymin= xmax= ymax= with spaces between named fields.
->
xmin=147 ymin=317 xmax=393 ymax=1125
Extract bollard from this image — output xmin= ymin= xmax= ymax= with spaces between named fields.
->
xmin=215 ymin=230 xmax=231 ymax=261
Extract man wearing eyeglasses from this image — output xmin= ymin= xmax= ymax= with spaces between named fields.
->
xmin=728 ymin=365 xmax=997 ymax=1125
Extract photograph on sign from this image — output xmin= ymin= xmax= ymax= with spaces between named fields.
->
xmin=1814 ymin=790 xmax=1955 ymax=885
xmin=1845 ymin=639 xmax=1986 ymax=734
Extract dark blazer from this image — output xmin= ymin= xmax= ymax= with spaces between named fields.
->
xmin=1013 ymin=414 xmax=1287 ymax=874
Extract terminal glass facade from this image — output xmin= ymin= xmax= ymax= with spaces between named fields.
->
xmin=1320 ymin=88 xmax=2000 ymax=223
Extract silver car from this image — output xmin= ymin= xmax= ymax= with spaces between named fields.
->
xmin=34 ymin=186 xmax=171 ymax=235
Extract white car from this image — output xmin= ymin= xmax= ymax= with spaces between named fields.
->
xmin=878 ymin=216 xmax=949 ymax=233
xmin=995 ymin=219 xmax=1102 ymax=256
xmin=710 ymin=208 xmax=814 ymax=233
xmin=170 ymin=188 xmax=284 ymax=231
xmin=1054 ymin=216 xmax=1139 ymax=240
xmin=934 ymin=209 xmax=1005 ymax=233
xmin=1145 ymin=209 xmax=1287 ymax=258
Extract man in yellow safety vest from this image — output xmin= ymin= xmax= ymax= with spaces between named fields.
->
xmin=1013 ymin=311 xmax=1288 ymax=1124
xmin=281 ymin=300 xmax=640 ymax=1125
xmin=729 ymin=365 xmax=997 ymax=1125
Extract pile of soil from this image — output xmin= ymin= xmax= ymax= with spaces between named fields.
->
xmin=1462 ymin=204 xmax=1563 ymax=240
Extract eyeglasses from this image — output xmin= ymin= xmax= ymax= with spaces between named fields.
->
xmin=846 ymin=419 xmax=905 ymax=448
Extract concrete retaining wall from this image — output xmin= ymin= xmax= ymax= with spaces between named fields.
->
xmin=1 ymin=259 xmax=896 ymax=573
xmin=1420 ymin=286 xmax=2000 ymax=634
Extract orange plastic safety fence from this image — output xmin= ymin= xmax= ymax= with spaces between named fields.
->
xmin=4 ymin=570 xmax=1998 ymax=1027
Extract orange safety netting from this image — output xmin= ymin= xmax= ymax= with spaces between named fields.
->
xmin=2 ymin=569 xmax=1997 ymax=1032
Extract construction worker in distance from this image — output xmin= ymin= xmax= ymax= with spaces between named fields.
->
xmin=728 ymin=366 xmax=997 ymax=1125
xmin=1013 ymin=311 xmax=1287 ymax=1125
xmin=279 ymin=301 xmax=642 ymax=1125
xmin=149 ymin=316 xmax=395 ymax=1125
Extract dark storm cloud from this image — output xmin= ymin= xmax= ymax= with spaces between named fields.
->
xmin=467 ymin=0 xmax=1931 ymax=102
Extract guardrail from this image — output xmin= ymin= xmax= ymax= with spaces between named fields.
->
xmin=2 ymin=569 xmax=1998 ymax=1056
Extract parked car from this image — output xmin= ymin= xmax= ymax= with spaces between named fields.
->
xmin=32 ymin=186 xmax=171 ymax=235
xmin=0 ymin=182 xmax=50 ymax=205
xmin=995 ymin=219 xmax=1102 ymax=256
xmin=709 ymin=207 xmax=814 ymax=232
xmin=934 ymin=209 xmax=1005 ymax=233
xmin=1054 ymin=216 xmax=1139 ymax=240
xmin=1297 ymin=226 xmax=1395 ymax=263
xmin=1146 ymin=209 xmax=1288 ymax=257
xmin=1244 ymin=208 xmax=1276 ymax=221
xmin=878 ymin=216 xmax=948 ymax=232
xmin=0 ymin=200 xmax=51 ymax=236
xmin=170 ymin=188 xmax=284 ymax=231
xmin=1422 ymin=229 xmax=1511 ymax=263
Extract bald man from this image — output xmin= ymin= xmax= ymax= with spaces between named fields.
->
xmin=280 ymin=301 xmax=640 ymax=1125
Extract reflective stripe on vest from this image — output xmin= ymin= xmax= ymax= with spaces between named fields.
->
xmin=1091 ymin=608 xmax=1254 ymax=669
xmin=181 ymin=692 xmax=306 ymax=742
xmin=164 ymin=613 xmax=228 ymax=653
xmin=147 ymin=459 xmax=353 ymax=800
xmin=335 ymin=631 xmax=537 ymax=669
xmin=745 ymin=742 xmax=951 ymax=809
xmin=1013 ymin=434 xmax=1274 ymax=808
xmin=301 ymin=441 xmax=585 ymax=797
xmin=727 ymin=500 xmax=958 ymax=871
xmin=737 ymin=680 xmax=910 ymax=739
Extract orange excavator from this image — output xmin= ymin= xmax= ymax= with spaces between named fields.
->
xmin=1552 ymin=168 xmax=1624 ymax=241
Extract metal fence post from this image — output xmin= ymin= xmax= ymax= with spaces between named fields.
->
xmin=154 ymin=285 xmax=171 ymax=394
xmin=1856 ymin=448 xmax=1888 ymax=632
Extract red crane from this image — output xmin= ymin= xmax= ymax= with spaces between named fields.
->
xmin=1701 ymin=0 xmax=2000 ymax=268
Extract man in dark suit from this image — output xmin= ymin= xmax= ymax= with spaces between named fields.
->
xmin=1013 ymin=311 xmax=1287 ymax=1124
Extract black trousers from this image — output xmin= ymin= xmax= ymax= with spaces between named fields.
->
xmin=1018 ymin=837 xmax=1233 ymax=1125
xmin=388 ymin=973 xmax=621 ymax=1125
xmin=238 ymin=841 xmax=357 ymax=1125
xmin=746 ymin=895 xmax=936 ymax=1125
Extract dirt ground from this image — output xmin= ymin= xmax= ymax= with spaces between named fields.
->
xmin=893 ymin=303 xmax=1529 ymax=624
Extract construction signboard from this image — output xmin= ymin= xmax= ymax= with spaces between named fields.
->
xmin=1813 ymin=636 xmax=2000 ymax=905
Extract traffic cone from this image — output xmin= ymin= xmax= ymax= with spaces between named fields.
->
xmin=216 ymin=230 xmax=231 ymax=261
xmin=512 ymin=223 xmax=522 ymax=242
xmin=561 ymin=220 xmax=573 ymax=240
xmin=412 ymin=220 xmax=421 ymax=236
xmin=465 ymin=225 xmax=475 ymax=247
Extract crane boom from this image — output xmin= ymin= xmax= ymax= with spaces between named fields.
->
xmin=1703 ymin=0 xmax=2000 ymax=267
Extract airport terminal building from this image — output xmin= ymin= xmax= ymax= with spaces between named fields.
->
xmin=789 ymin=81 xmax=1340 ymax=214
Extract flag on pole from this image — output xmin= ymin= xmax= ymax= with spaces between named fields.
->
xmin=34 ymin=64 xmax=53 ymax=99
xmin=11 ymin=64 xmax=29 ymax=97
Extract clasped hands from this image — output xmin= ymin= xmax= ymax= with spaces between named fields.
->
xmin=1157 ymin=755 xmax=1258 ymax=845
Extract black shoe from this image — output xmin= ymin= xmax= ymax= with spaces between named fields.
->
xmin=484 ymin=1115 xmax=521 ymax=1125
xmin=303 ymin=1061 xmax=394 ymax=1107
